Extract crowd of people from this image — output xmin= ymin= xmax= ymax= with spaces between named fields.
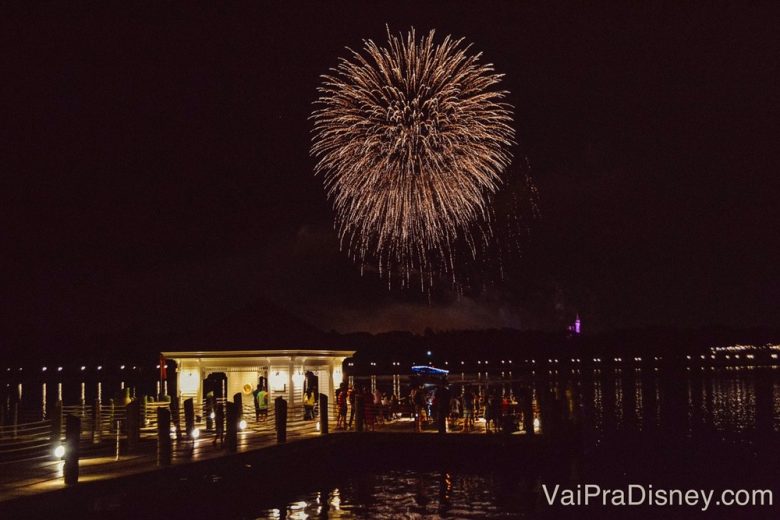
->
xmin=335 ymin=382 xmax=525 ymax=434
xmin=335 ymin=382 xmax=401 ymax=431
xmin=202 ymin=381 xmax=526 ymax=443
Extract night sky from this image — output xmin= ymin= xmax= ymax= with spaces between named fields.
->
xmin=2 ymin=3 xmax=778 ymax=354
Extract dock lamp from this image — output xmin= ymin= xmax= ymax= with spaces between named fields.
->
xmin=190 ymin=428 xmax=200 ymax=440
xmin=53 ymin=445 xmax=65 ymax=459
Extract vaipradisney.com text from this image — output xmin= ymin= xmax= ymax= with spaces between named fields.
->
xmin=542 ymin=484 xmax=773 ymax=512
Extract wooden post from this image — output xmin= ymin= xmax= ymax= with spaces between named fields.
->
xmin=92 ymin=398 xmax=101 ymax=444
xmin=184 ymin=398 xmax=194 ymax=438
xmin=64 ymin=414 xmax=80 ymax=485
xmin=51 ymin=401 xmax=63 ymax=455
xmin=205 ymin=393 xmax=215 ymax=431
xmin=156 ymin=407 xmax=172 ymax=466
xmin=437 ymin=386 xmax=449 ymax=434
xmin=125 ymin=400 xmax=140 ymax=453
xmin=319 ymin=393 xmax=328 ymax=434
xmin=170 ymin=397 xmax=182 ymax=441
xmin=233 ymin=392 xmax=243 ymax=422
xmin=225 ymin=401 xmax=238 ymax=452
xmin=274 ymin=397 xmax=287 ymax=443
xmin=355 ymin=391 xmax=364 ymax=432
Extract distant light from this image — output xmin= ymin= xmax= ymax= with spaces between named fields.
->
xmin=42 ymin=366 xmax=47 ymax=372
xmin=57 ymin=366 xmax=63 ymax=372
xmin=97 ymin=366 xmax=102 ymax=371
xmin=81 ymin=366 xmax=86 ymax=371
xmin=426 ymin=350 xmax=432 ymax=356
xmin=120 ymin=365 xmax=125 ymax=370
xmin=533 ymin=418 xmax=540 ymax=430
xmin=156 ymin=365 xmax=160 ymax=369
xmin=170 ymin=424 xmax=176 ymax=433
xmin=191 ymin=428 xmax=200 ymax=440
xmin=210 ymin=412 xmax=216 ymax=420
xmin=239 ymin=419 xmax=247 ymax=431
xmin=315 ymin=421 xmax=321 ymax=431
xmin=54 ymin=445 xmax=65 ymax=458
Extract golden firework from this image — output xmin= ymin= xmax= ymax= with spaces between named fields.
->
xmin=311 ymin=27 xmax=515 ymax=289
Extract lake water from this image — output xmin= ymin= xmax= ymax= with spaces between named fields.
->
xmin=253 ymin=367 xmax=779 ymax=519
xmin=2 ymin=367 xmax=778 ymax=519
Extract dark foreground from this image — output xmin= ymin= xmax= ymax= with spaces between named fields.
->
xmin=0 ymin=428 xmax=777 ymax=519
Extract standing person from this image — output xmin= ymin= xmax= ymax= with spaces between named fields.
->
xmin=364 ymin=388 xmax=376 ymax=431
xmin=205 ymin=390 xmax=216 ymax=431
xmin=256 ymin=386 xmax=269 ymax=422
xmin=303 ymin=389 xmax=315 ymax=420
xmin=381 ymin=393 xmax=391 ymax=422
xmin=484 ymin=393 xmax=495 ymax=433
xmin=463 ymin=388 xmax=474 ymax=433
xmin=373 ymin=388 xmax=383 ymax=425
xmin=212 ymin=402 xmax=225 ymax=447
xmin=449 ymin=394 xmax=461 ymax=430
xmin=494 ymin=393 xmax=504 ymax=434
xmin=337 ymin=383 xmax=348 ymax=429
xmin=347 ymin=385 xmax=356 ymax=430
xmin=413 ymin=386 xmax=426 ymax=432
xmin=253 ymin=384 xmax=262 ymax=422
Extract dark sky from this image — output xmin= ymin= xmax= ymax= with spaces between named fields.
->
xmin=2 ymin=2 xmax=778 ymax=351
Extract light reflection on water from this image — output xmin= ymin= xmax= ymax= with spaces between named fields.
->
xmin=576 ymin=368 xmax=779 ymax=437
xmin=256 ymin=471 xmax=526 ymax=519
xmin=257 ymin=369 xmax=779 ymax=520
xmin=3 ymin=368 xmax=779 ymax=436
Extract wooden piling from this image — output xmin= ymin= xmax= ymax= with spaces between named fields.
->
xmin=156 ymin=407 xmax=172 ymax=466
xmin=319 ymin=393 xmax=328 ymax=434
xmin=274 ymin=397 xmax=287 ymax=443
xmin=184 ymin=398 xmax=194 ymax=438
xmin=125 ymin=400 xmax=140 ymax=453
xmin=51 ymin=400 xmax=63 ymax=454
xmin=225 ymin=401 xmax=238 ymax=452
xmin=64 ymin=414 xmax=80 ymax=485
xmin=92 ymin=398 xmax=101 ymax=444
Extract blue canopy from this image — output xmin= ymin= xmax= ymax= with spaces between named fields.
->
xmin=410 ymin=365 xmax=449 ymax=376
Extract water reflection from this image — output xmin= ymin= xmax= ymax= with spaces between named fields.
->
xmin=257 ymin=471 xmax=527 ymax=519
xmin=576 ymin=368 xmax=779 ymax=437
xmin=1 ymin=368 xmax=778 ymax=436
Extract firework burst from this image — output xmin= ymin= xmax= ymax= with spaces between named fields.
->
xmin=311 ymin=27 xmax=516 ymax=289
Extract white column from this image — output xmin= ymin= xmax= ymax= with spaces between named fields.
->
xmin=288 ymin=360 xmax=294 ymax=405
xmin=328 ymin=365 xmax=336 ymax=403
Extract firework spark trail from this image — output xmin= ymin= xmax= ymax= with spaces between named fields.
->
xmin=311 ymin=27 xmax=515 ymax=289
